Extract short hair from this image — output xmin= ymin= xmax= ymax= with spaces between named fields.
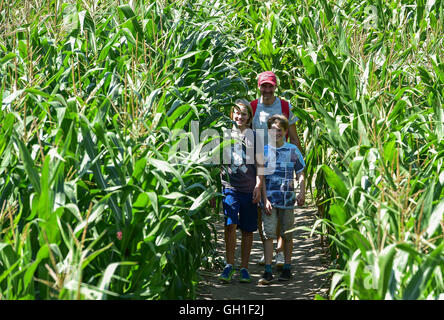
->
xmin=267 ymin=114 xmax=288 ymax=131
xmin=231 ymin=99 xmax=254 ymax=126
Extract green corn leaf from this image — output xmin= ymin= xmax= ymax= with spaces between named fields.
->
xmin=320 ymin=0 xmax=334 ymax=21
xmin=425 ymin=198 xmax=444 ymax=238
xmin=80 ymin=115 xmax=122 ymax=226
xmin=321 ymin=165 xmax=348 ymax=199
xmin=188 ymin=188 xmax=214 ymax=216
xmin=12 ymin=136 xmax=41 ymax=195
xmin=38 ymin=155 xmax=52 ymax=222
xmin=403 ymin=242 xmax=444 ymax=300
xmin=97 ymin=261 xmax=137 ymax=300
xmin=416 ymin=0 xmax=425 ymax=28
xmin=377 ymin=244 xmax=397 ymax=299
xmin=300 ymin=49 xmax=317 ymax=77
xmin=24 ymin=245 xmax=49 ymax=288
xmin=133 ymin=192 xmax=149 ymax=208
xmin=147 ymin=158 xmax=184 ymax=187
xmin=2 ymin=90 xmax=24 ymax=106
xmin=147 ymin=192 xmax=158 ymax=216
xmin=329 ymin=203 xmax=347 ymax=227
xmin=0 ymin=52 xmax=17 ymax=63
xmin=169 ymin=214 xmax=191 ymax=236
xmin=131 ymin=157 xmax=146 ymax=182
xmin=81 ymin=242 xmax=113 ymax=269
xmin=388 ymin=99 xmax=406 ymax=122
xmin=118 ymin=5 xmax=144 ymax=42
xmin=0 ymin=259 xmax=21 ymax=286
xmin=0 ymin=243 xmax=18 ymax=269
xmin=348 ymin=62 xmax=357 ymax=100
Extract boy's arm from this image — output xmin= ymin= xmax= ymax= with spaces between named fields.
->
xmin=260 ymin=178 xmax=267 ymax=202
xmin=258 ymin=151 xmax=272 ymax=214
xmin=261 ymin=179 xmax=273 ymax=215
xmin=252 ymin=174 xmax=263 ymax=203
xmin=253 ymin=148 xmax=265 ymax=204
xmin=296 ymin=171 xmax=305 ymax=206
xmin=289 ymin=124 xmax=305 ymax=183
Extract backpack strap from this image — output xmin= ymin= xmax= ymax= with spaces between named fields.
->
xmin=280 ymin=99 xmax=290 ymax=141
xmin=280 ymin=99 xmax=290 ymax=119
xmin=251 ymin=99 xmax=258 ymax=115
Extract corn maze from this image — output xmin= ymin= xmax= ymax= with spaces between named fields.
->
xmin=0 ymin=0 xmax=443 ymax=300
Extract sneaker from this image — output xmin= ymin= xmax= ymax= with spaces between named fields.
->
xmin=275 ymin=251 xmax=284 ymax=268
xmin=218 ymin=265 xmax=235 ymax=283
xmin=278 ymin=268 xmax=292 ymax=281
xmin=258 ymin=254 xmax=265 ymax=266
xmin=239 ymin=268 xmax=252 ymax=283
xmin=258 ymin=271 xmax=273 ymax=285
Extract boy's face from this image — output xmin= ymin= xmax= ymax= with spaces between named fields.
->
xmin=269 ymin=122 xmax=286 ymax=143
xmin=232 ymin=105 xmax=250 ymax=129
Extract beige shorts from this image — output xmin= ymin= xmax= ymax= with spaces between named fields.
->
xmin=261 ymin=208 xmax=294 ymax=240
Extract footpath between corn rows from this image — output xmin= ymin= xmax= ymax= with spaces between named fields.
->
xmin=197 ymin=206 xmax=330 ymax=300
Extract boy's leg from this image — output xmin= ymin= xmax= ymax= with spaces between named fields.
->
xmin=239 ymin=230 xmax=254 ymax=283
xmin=238 ymin=192 xmax=258 ymax=282
xmin=219 ymin=189 xmax=240 ymax=282
xmin=257 ymin=238 xmax=274 ymax=285
xmin=279 ymin=209 xmax=295 ymax=259
xmin=283 ymin=238 xmax=293 ymax=265
xmin=259 ymin=208 xmax=278 ymax=285
xmin=261 ymin=207 xmax=278 ymax=265
xmin=277 ymin=234 xmax=283 ymax=252
xmin=264 ymin=238 xmax=274 ymax=265
xmin=222 ymin=189 xmax=242 ymax=266
xmin=257 ymin=208 xmax=267 ymax=265
xmin=224 ymin=224 xmax=237 ymax=266
xmin=238 ymin=192 xmax=258 ymax=269
xmin=276 ymin=215 xmax=282 ymax=250
xmin=275 ymin=235 xmax=284 ymax=268
xmin=278 ymin=209 xmax=295 ymax=281
xmin=240 ymin=230 xmax=253 ymax=269
xmin=264 ymin=212 xmax=282 ymax=264
xmin=278 ymin=240 xmax=293 ymax=281
xmin=219 ymin=224 xmax=236 ymax=282
xmin=257 ymin=207 xmax=265 ymax=242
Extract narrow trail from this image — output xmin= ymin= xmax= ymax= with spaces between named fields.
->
xmin=197 ymin=206 xmax=330 ymax=300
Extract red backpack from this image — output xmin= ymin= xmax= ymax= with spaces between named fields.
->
xmin=251 ymin=98 xmax=290 ymax=140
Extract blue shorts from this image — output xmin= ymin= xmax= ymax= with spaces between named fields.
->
xmin=222 ymin=188 xmax=258 ymax=232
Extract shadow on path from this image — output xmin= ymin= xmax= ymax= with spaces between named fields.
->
xmin=197 ymin=206 xmax=330 ymax=300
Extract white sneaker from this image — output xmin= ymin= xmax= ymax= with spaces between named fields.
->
xmin=275 ymin=252 xmax=284 ymax=267
xmin=258 ymin=254 xmax=265 ymax=266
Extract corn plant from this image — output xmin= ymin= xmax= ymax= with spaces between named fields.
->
xmin=283 ymin=0 xmax=444 ymax=299
xmin=0 ymin=0 xmax=247 ymax=299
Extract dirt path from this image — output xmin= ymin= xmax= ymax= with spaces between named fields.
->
xmin=197 ymin=206 xmax=330 ymax=300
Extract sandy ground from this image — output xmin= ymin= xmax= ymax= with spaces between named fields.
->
xmin=197 ymin=206 xmax=330 ymax=300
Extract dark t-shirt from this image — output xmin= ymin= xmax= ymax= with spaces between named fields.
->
xmin=221 ymin=129 xmax=263 ymax=193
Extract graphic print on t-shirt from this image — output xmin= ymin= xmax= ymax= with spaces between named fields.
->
xmin=264 ymin=143 xmax=305 ymax=208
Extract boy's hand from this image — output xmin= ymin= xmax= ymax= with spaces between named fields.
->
xmin=297 ymin=191 xmax=305 ymax=206
xmin=252 ymin=185 xmax=261 ymax=204
xmin=264 ymin=199 xmax=273 ymax=215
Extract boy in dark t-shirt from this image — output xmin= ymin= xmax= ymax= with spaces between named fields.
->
xmin=219 ymin=99 xmax=264 ymax=283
